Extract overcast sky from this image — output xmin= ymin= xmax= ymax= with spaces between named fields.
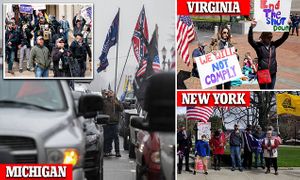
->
xmin=1 ymin=0 xmax=175 ymax=95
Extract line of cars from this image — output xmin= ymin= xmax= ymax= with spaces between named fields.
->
xmin=120 ymin=72 xmax=175 ymax=180
xmin=0 ymin=58 xmax=108 ymax=180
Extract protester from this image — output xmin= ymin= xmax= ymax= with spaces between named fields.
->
xmin=229 ymin=124 xmax=244 ymax=171
xmin=242 ymin=125 xmax=254 ymax=170
xmin=59 ymin=15 xmax=70 ymax=42
xmin=82 ymin=25 xmax=92 ymax=46
xmin=248 ymin=19 xmax=291 ymax=89
xmin=252 ymin=126 xmax=265 ymax=169
xmin=194 ymin=134 xmax=210 ymax=175
xmin=216 ymin=26 xmax=234 ymax=89
xmin=242 ymin=52 xmax=257 ymax=81
xmin=210 ymin=129 xmax=226 ymax=170
xmin=177 ymin=126 xmax=193 ymax=174
xmin=70 ymin=33 xmax=91 ymax=77
xmin=19 ymin=23 xmax=33 ymax=73
xmin=103 ymin=90 xmax=123 ymax=157
xmin=291 ymin=14 xmax=299 ymax=36
xmin=51 ymin=38 xmax=72 ymax=77
xmin=191 ymin=42 xmax=206 ymax=78
xmin=30 ymin=36 xmax=51 ymax=77
xmin=51 ymin=27 xmax=68 ymax=49
xmin=73 ymin=13 xmax=86 ymax=37
xmin=262 ymin=130 xmax=280 ymax=175
xmin=5 ymin=21 xmax=18 ymax=74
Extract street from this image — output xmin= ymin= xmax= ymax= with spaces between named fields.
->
xmin=178 ymin=167 xmax=300 ymax=180
xmin=103 ymin=137 xmax=136 ymax=180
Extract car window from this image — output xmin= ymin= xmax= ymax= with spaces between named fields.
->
xmin=0 ymin=78 xmax=67 ymax=111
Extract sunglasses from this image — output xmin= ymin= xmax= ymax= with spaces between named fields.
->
xmin=222 ymin=31 xmax=229 ymax=34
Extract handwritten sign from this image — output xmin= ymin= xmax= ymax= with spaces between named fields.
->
xmin=19 ymin=4 xmax=33 ymax=14
xmin=197 ymin=122 xmax=211 ymax=140
xmin=195 ymin=47 xmax=243 ymax=89
xmin=254 ymin=0 xmax=292 ymax=32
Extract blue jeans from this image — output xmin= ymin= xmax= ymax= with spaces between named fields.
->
xmin=254 ymin=148 xmax=264 ymax=167
xmin=7 ymin=50 xmax=15 ymax=71
xmin=230 ymin=146 xmax=242 ymax=168
xmin=35 ymin=66 xmax=49 ymax=77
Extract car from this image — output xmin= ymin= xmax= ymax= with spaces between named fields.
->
xmin=130 ymin=72 xmax=175 ymax=180
xmin=0 ymin=62 xmax=103 ymax=180
xmin=72 ymin=91 xmax=107 ymax=180
xmin=134 ymin=130 xmax=160 ymax=180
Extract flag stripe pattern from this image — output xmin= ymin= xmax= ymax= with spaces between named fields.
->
xmin=186 ymin=106 xmax=213 ymax=123
xmin=176 ymin=15 xmax=195 ymax=66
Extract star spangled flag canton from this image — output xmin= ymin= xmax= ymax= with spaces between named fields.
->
xmin=97 ymin=11 xmax=119 ymax=73
xmin=152 ymin=55 xmax=160 ymax=72
xmin=132 ymin=6 xmax=149 ymax=63
xmin=186 ymin=106 xmax=213 ymax=123
xmin=177 ymin=15 xmax=195 ymax=66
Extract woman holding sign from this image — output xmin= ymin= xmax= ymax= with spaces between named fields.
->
xmin=248 ymin=20 xmax=290 ymax=89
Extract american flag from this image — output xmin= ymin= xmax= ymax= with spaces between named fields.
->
xmin=186 ymin=106 xmax=213 ymax=123
xmin=177 ymin=16 xmax=196 ymax=66
xmin=136 ymin=60 xmax=147 ymax=77
xmin=132 ymin=6 xmax=149 ymax=63
xmin=152 ymin=55 xmax=160 ymax=72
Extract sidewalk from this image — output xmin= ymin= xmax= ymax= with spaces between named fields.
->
xmin=178 ymin=167 xmax=300 ymax=180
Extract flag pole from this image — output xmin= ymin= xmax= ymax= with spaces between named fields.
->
xmin=117 ymin=41 xmax=132 ymax=93
xmin=114 ymin=8 xmax=120 ymax=114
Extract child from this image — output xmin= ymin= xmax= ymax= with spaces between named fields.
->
xmin=194 ymin=134 xmax=210 ymax=175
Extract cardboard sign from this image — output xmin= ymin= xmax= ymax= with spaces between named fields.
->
xmin=254 ymin=0 xmax=292 ymax=32
xmin=32 ymin=4 xmax=46 ymax=10
xmin=197 ymin=122 xmax=211 ymax=140
xmin=19 ymin=4 xmax=33 ymax=14
xmin=195 ymin=47 xmax=243 ymax=89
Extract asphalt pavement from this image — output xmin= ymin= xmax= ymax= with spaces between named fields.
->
xmin=177 ymin=167 xmax=300 ymax=180
xmin=103 ymin=137 xmax=136 ymax=180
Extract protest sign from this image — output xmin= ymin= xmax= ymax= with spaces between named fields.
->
xmin=195 ymin=47 xmax=243 ymax=89
xmin=197 ymin=122 xmax=211 ymax=140
xmin=32 ymin=4 xmax=46 ymax=10
xmin=254 ymin=0 xmax=292 ymax=32
xmin=19 ymin=4 xmax=33 ymax=14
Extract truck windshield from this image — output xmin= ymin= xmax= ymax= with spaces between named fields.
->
xmin=0 ymin=80 xmax=67 ymax=111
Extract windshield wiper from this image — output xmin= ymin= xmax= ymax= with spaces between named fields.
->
xmin=0 ymin=100 xmax=55 ymax=111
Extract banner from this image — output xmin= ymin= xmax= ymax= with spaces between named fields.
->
xmin=197 ymin=122 xmax=211 ymax=140
xmin=195 ymin=47 xmax=243 ymax=89
xmin=254 ymin=0 xmax=292 ymax=32
xmin=19 ymin=4 xmax=33 ymax=14
xmin=276 ymin=93 xmax=300 ymax=116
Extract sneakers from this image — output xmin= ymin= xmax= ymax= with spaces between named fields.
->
xmin=104 ymin=152 xmax=113 ymax=157
xmin=116 ymin=153 xmax=121 ymax=157
xmin=204 ymin=172 xmax=208 ymax=175
xmin=265 ymin=169 xmax=270 ymax=174
xmin=193 ymin=170 xmax=196 ymax=175
xmin=239 ymin=168 xmax=243 ymax=172
xmin=275 ymin=171 xmax=279 ymax=175
xmin=231 ymin=167 xmax=236 ymax=171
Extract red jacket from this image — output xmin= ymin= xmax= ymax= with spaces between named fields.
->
xmin=210 ymin=134 xmax=226 ymax=155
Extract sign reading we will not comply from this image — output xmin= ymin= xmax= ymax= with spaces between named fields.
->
xmin=195 ymin=47 xmax=243 ymax=89
xmin=254 ymin=0 xmax=292 ymax=32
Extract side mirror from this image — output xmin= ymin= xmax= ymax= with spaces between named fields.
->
xmin=130 ymin=116 xmax=148 ymax=131
xmin=95 ymin=114 xmax=110 ymax=125
xmin=78 ymin=94 xmax=103 ymax=118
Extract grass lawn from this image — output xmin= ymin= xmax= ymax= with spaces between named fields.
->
xmin=223 ymin=146 xmax=300 ymax=167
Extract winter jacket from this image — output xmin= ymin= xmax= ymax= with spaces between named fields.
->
xmin=195 ymin=140 xmax=210 ymax=157
xmin=51 ymin=47 xmax=70 ymax=76
xmin=210 ymin=135 xmax=225 ymax=155
xmin=103 ymin=97 xmax=123 ymax=124
xmin=30 ymin=45 xmax=51 ymax=69
xmin=242 ymin=131 xmax=255 ymax=152
xmin=262 ymin=137 xmax=279 ymax=158
xmin=5 ymin=29 xmax=18 ymax=51
xmin=69 ymin=41 xmax=91 ymax=62
xmin=248 ymin=27 xmax=289 ymax=75
xmin=20 ymin=28 xmax=33 ymax=48
xmin=230 ymin=130 xmax=244 ymax=147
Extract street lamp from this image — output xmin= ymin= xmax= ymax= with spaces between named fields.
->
xmin=161 ymin=46 xmax=167 ymax=71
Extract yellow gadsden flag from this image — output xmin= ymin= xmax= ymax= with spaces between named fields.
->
xmin=276 ymin=93 xmax=300 ymax=116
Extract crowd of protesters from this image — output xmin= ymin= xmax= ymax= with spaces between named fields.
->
xmin=5 ymin=9 xmax=92 ymax=77
xmin=177 ymin=124 xmax=282 ymax=176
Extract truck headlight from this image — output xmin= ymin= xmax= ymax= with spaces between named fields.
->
xmin=63 ymin=149 xmax=79 ymax=166
xmin=150 ymin=151 xmax=160 ymax=164
xmin=47 ymin=149 xmax=79 ymax=166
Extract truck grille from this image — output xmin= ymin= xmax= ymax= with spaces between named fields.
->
xmin=0 ymin=136 xmax=38 ymax=163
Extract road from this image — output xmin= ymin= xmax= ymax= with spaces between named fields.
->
xmin=103 ymin=137 xmax=136 ymax=180
xmin=178 ymin=167 xmax=300 ymax=180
